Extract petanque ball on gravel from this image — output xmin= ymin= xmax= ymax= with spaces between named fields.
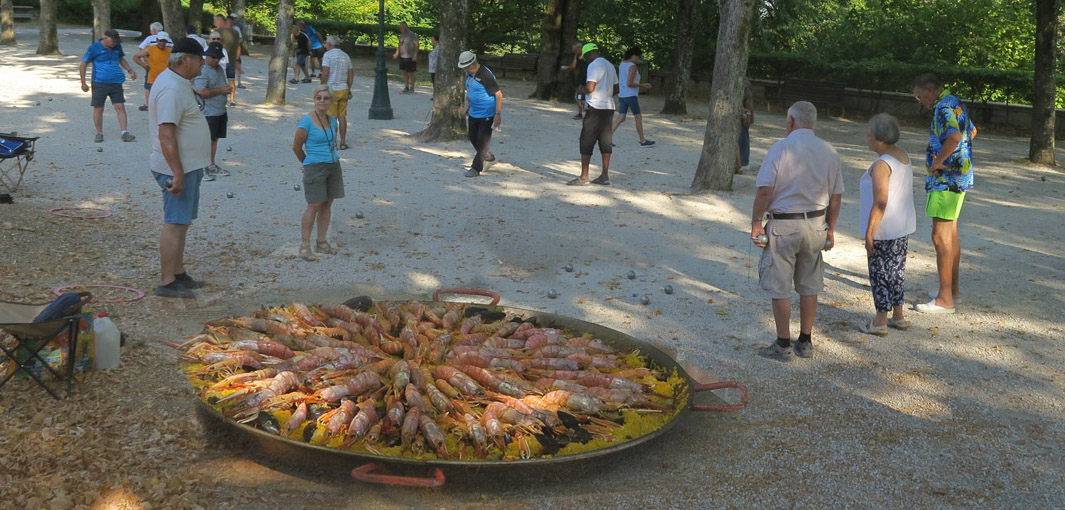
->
xmin=547 ymin=289 xmax=558 ymax=299
xmin=226 ymin=146 xmax=233 ymax=152
xmin=226 ymin=192 xmax=234 ymax=198
xmin=563 ymin=263 xmax=574 ymax=272
xmin=664 ymin=284 xmax=674 ymax=295
xmin=96 ymin=147 xmax=103 ymax=152
xmin=293 ymin=184 xmax=301 ymax=191
xmin=48 ymin=98 xmax=53 ymax=101
xmin=1042 ymin=176 xmax=1048 ymax=182
xmin=626 ymin=270 xmax=636 ymax=280
xmin=639 ymin=294 xmax=650 ymax=305
xmin=36 ymin=102 xmax=41 ymax=106
xmin=355 ymin=211 xmax=364 ymax=219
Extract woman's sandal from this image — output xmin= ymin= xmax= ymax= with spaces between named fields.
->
xmin=299 ymin=245 xmax=318 ymax=261
xmin=858 ymin=320 xmax=889 ymax=337
xmin=887 ymin=318 xmax=912 ymax=330
xmin=315 ymin=240 xmax=338 ymax=255
xmin=339 ymin=143 xmax=350 ymax=150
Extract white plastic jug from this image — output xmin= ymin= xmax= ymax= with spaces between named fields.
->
xmin=93 ymin=313 xmax=121 ymax=370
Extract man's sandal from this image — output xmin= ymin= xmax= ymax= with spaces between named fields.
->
xmin=316 ymin=240 xmax=338 ymax=255
xmin=299 ymin=245 xmax=318 ymax=261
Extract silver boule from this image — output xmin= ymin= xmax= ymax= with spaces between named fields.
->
xmin=563 ymin=263 xmax=574 ymax=272
xmin=664 ymin=285 xmax=674 ymax=295
xmin=547 ymin=289 xmax=558 ymax=299
xmin=293 ymin=184 xmax=301 ymax=191
xmin=824 ymin=238 xmax=834 ymax=250
xmin=639 ymin=294 xmax=650 ymax=305
xmin=755 ymin=234 xmax=768 ymax=245
xmin=355 ymin=211 xmax=364 ymax=219
xmin=226 ymin=146 xmax=233 ymax=152
xmin=226 ymin=192 xmax=234 ymax=198
xmin=96 ymin=147 xmax=103 ymax=152
xmin=626 ymin=270 xmax=636 ymax=280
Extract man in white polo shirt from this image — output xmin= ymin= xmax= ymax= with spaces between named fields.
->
xmin=567 ymin=43 xmax=618 ymax=186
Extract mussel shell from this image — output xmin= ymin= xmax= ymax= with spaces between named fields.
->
xmin=343 ymin=295 xmax=374 ymax=312
xmin=302 ymin=422 xmax=318 ymax=442
xmin=256 ymin=411 xmax=281 ymax=435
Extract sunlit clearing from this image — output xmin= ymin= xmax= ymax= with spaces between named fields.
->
xmin=407 ymin=145 xmax=467 ymax=159
xmin=407 ymin=271 xmax=442 ymax=289
xmin=91 ymin=487 xmax=144 ymax=509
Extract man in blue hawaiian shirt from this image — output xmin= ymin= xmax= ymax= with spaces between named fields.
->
xmin=912 ymin=72 xmax=977 ymax=314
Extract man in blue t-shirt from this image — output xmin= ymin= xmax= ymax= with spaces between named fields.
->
xmin=79 ymin=29 xmax=138 ymax=143
xmin=458 ymin=51 xmax=503 ymax=178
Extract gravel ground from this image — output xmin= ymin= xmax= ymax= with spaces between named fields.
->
xmin=2 ymin=27 xmax=1064 ymax=509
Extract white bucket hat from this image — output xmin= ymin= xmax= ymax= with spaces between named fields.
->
xmin=457 ymin=51 xmax=476 ymax=68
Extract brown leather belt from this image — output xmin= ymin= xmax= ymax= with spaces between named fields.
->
xmin=769 ymin=209 xmax=826 ymax=220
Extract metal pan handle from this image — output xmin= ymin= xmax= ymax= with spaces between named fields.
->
xmin=351 ymin=462 xmax=446 ymax=487
xmin=690 ymin=381 xmax=748 ymax=412
xmin=432 ymin=288 xmax=501 ymax=305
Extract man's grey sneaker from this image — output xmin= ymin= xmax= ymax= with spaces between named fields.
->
xmin=758 ymin=341 xmax=794 ymax=362
xmin=174 ymin=272 xmax=204 ymax=289
xmin=155 ymin=282 xmax=196 ymax=299
xmin=464 ymin=168 xmax=480 ymax=178
xmin=121 ymin=132 xmax=136 ymax=142
xmin=483 ymin=158 xmax=497 ymax=171
xmin=793 ymin=338 xmax=813 ymax=358
xmin=214 ymin=166 xmax=230 ymax=176
xmin=202 ymin=170 xmax=215 ymax=182
xmin=94 ymin=133 xmax=104 ymax=143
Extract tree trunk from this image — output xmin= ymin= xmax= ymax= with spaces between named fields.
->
xmin=691 ymin=0 xmax=757 ymax=193
xmin=159 ymin=0 xmax=183 ymax=39
xmin=264 ymin=0 xmax=294 ymax=105
xmin=92 ymin=0 xmax=111 ymax=41
xmin=232 ymin=0 xmax=249 ymax=45
xmin=187 ymin=0 xmax=204 ymax=34
xmin=418 ymin=0 xmax=468 ymax=141
xmin=1 ymin=0 xmax=16 ymax=46
xmin=533 ymin=0 xmax=579 ymax=100
xmin=36 ymin=0 xmax=59 ymax=55
xmin=138 ymin=0 xmax=160 ymax=40
xmin=1030 ymin=0 xmax=1058 ymax=165
xmin=662 ymin=0 xmax=697 ymax=115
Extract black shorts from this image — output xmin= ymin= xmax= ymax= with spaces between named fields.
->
xmin=312 ymin=47 xmax=325 ymax=59
xmin=579 ymin=107 xmax=614 ymax=156
xmin=206 ymin=112 xmax=228 ymax=141
xmin=225 ymin=63 xmax=236 ymax=80
xmin=399 ymin=58 xmax=417 ymax=72
xmin=90 ymin=82 xmax=125 ymax=107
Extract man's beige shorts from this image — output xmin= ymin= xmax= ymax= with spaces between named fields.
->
xmin=327 ymin=88 xmax=350 ymax=117
xmin=758 ymin=217 xmax=828 ymax=299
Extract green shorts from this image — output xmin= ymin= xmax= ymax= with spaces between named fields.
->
xmin=302 ymin=162 xmax=345 ymax=204
xmin=926 ymin=190 xmax=965 ymax=220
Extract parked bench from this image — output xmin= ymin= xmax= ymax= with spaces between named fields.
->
xmin=495 ymin=53 xmax=539 ymax=78
xmin=13 ymin=5 xmax=36 ymax=21
xmin=780 ymin=79 xmax=846 ymax=117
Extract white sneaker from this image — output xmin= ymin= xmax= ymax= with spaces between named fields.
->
xmin=914 ymin=300 xmax=954 ymax=314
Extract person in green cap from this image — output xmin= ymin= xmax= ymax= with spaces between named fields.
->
xmin=567 ymin=43 xmax=618 ymax=186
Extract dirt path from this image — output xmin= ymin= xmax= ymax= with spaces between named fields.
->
xmin=2 ymin=28 xmax=1064 ymax=508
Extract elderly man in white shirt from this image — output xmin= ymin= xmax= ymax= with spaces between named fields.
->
xmin=750 ymin=101 xmax=844 ymax=361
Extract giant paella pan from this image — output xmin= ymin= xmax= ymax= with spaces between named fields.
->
xmin=179 ymin=289 xmax=746 ymax=485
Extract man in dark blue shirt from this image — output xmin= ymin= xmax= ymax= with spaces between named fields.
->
xmin=79 ymin=29 xmax=138 ymax=143
xmin=458 ymin=51 xmax=503 ymax=178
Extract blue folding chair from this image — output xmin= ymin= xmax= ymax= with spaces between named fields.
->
xmin=0 ymin=292 xmax=92 ymax=400
xmin=0 ymin=132 xmax=40 ymax=193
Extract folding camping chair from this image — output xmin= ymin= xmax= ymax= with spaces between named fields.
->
xmin=0 ymin=292 xmax=92 ymax=400
xmin=0 ymin=132 xmax=40 ymax=193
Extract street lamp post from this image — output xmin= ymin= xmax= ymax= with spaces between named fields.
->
xmin=368 ymin=0 xmax=393 ymax=120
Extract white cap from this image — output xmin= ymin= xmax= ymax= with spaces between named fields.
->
xmin=156 ymin=31 xmax=170 ymax=42
xmin=457 ymin=51 xmax=476 ymax=68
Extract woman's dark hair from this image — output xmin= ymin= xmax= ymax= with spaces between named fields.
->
xmin=623 ymin=46 xmax=643 ymax=60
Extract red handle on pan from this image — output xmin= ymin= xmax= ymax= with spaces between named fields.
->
xmin=432 ymin=288 xmax=501 ymax=305
xmin=350 ymin=462 xmax=446 ymax=488
xmin=690 ymin=381 xmax=748 ymax=412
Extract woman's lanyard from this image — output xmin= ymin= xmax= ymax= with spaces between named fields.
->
xmin=313 ymin=111 xmax=336 ymax=161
